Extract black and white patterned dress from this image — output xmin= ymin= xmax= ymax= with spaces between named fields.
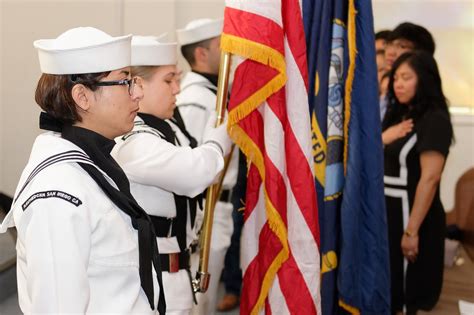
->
xmin=383 ymin=109 xmax=452 ymax=313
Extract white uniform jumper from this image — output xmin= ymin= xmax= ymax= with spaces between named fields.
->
xmin=0 ymin=122 xmax=164 ymax=314
xmin=112 ymin=113 xmax=225 ymax=314
xmin=177 ymin=71 xmax=238 ymax=315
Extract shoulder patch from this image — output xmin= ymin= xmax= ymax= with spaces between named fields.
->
xmin=22 ymin=190 xmax=83 ymax=210
xmin=121 ymin=129 xmax=163 ymax=141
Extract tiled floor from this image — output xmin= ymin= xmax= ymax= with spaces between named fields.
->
xmin=215 ymin=286 xmax=240 ymax=315
xmin=0 ymin=293 xmax=21 ymax=315
xmin=418 ymin=246 xmax=474 ymax=315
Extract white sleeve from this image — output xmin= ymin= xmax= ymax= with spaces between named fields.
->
xmin=23 ymin=196 xmax=91 ymax=313
xmin=114 ymin=133 xmax=224 ymax=197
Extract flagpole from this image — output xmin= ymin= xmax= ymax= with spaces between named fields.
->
xmin=192 ymin=51 xmax=233 ymax=293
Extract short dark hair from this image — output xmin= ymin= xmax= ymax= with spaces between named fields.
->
xmin=180 ymin=38 xmax=212 ymax=66
xmin=389 ymin=22 xmax=435 ymax=55
xmin=35 ymin=72 xmax=110 ymax=124
xmin=384 ymin=51 xmax=448 ymax=128
xmin=375 ymin=30 xmax=391 ymax=41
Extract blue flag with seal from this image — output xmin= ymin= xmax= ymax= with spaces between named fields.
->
xmin=303 ymin=0 xmax=390 ymax=313
xmin=303 ymin=0 xmax=348 ymax=313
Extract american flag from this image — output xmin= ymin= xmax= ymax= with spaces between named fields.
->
xmin=222 ymin=0 xmax=321 ymax=314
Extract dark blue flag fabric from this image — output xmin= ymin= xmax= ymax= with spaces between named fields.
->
xmin=303 ymin=0 xmax=390 ymax=314
xmin=303 ymin=0 xmax=347 ymax=314
xmin=338 ymin=0 xmax=390 ymax=313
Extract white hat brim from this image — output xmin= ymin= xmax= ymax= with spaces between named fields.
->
xmin=177 ymin=18 xmax=223 ymax=46
xmin=34 ymin=33 xmax=132 ymax=74
xmin=131 ymin=36 xmax=177 ymax=66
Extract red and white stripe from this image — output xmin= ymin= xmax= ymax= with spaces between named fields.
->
xmin=224 ymin=0 xmax=321 ymax=314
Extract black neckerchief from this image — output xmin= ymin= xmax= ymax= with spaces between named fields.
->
xmin=169 ymin=108 xmax=198 ymax=148
xmin=137 ymin=112 xmax=176 ymax=145
xmin=62 ymin=125 xmax=131 ymax=197
xmin=168 ymin=109 xmax=204 ymax=233
xmin=39 ymin=112 xmax=166 ymax=314
xmin=137 ymin=112 xmax=199 ymax=251
xmin=193 ymin=70 xmax=218 ymax=88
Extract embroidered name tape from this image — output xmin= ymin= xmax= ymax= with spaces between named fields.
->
xmin=22 ymin=190 xmax=83 ymax=210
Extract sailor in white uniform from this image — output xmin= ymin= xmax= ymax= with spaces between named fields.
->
xmin=0 ymin=27 xmax=166 ymax=314
xmin=111 ymin=35 xmax=231 ymax=315
xmin=176 ymin=18 xmax=239 ymax=315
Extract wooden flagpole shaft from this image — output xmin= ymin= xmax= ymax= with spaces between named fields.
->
xmin=192 ymin=51 xmax=232 ymax=293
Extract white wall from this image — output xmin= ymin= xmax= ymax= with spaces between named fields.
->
xmin=0 ymin=0 xmax=124 ymax=195
xmin=175 ymin=0 xmax=225 ymax=72
xmin=123 ymin=0 xmax=176 ymax=38
xmin=372 ymin=0 xmax=473 ymax=109
xmin=0 ymin=0 xmax=225 ymax=196
xmin=441 ymin=113 xmax=474 ymax=211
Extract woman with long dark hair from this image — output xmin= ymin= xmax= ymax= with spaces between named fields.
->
xmin=382 ymin=50 xmax=453 ymax=314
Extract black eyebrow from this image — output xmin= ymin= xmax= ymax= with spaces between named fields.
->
xmin=120 ymin=70 xmax=130 ymax=76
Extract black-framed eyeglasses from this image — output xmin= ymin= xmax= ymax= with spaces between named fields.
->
xmin=95 ymin=77 xmax=137 ymax=96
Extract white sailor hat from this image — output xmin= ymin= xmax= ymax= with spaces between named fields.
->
xmin=176 ymin=18 xmax=223 ymax=46
xmin=131 ymin=35 xmax=177 ymax=66
xmin=34 ymin=27 xmax=132 ymax=75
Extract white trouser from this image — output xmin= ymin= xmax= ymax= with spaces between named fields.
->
xmin=191 ymin=201 xmax=234 ymax=315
